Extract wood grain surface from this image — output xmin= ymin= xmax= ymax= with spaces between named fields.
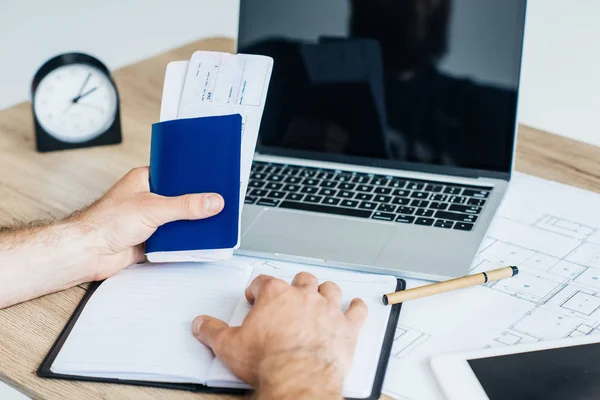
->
xmin=0 ymin=37 xmax=599 ymax=399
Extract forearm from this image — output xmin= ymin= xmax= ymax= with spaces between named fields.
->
xmin=0 ymin=220 xmax=95 ymax=309
xmin=256 ymin=349 xmax=343 ymax=400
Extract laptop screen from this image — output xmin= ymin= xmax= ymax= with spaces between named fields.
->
xmin=238 ymin=0 xmax=527 ymax=176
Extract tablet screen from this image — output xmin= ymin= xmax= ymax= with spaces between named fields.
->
xmin=468 ymin=342 xmax=600 ymax=400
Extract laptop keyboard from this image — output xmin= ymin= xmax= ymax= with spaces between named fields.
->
xmin=245 ymin=161 xmax=492 ymax=232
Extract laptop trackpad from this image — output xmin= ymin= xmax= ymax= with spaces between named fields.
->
xmin=241 ymin=209 xmax=394 ymax=265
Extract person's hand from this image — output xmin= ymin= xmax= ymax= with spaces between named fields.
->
xmin=191 ymin=272 xmax=368 ymax=399
xmin=70 ymin=167 xmax=224 ymax=280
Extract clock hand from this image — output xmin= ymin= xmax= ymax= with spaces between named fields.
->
xmin=72 ymin=87 xmax=98 ymax=103
xmin=75 ymin=72 xmax=92 ymax=99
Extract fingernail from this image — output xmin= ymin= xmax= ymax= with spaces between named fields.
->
xmin=192 ymin=317 xmax=204 ymax=336
xmin=204 ymin=195 xmax=222 ymax=213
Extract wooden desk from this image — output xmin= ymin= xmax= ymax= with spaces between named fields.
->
xmin=0 ymin=37 xmax=599 ymax=400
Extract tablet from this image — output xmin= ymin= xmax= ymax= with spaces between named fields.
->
xmin=431 ymin=335 xmax=600 ymax=400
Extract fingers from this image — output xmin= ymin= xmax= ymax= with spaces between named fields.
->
xmin=147 ymin=193 xmax=225 ymax=227
xmin=192 ymin=315 xmax=232 ymax=353
xmin=318 ymin=281 xmax=342 ymax=305
xmin=291 ymin=272 xmax=318 ymax=290
xmin=245 ymin=274 xmax=289 ymax=305
xmin=345 ymin=298 xmax=368 ymax=328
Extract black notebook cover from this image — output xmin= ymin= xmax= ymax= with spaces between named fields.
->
xmin=38 ymin=279 xmax=406 ymax=400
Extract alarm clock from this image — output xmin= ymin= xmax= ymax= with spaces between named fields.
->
xmin=31 ymin=53 xmax=122 ymax=152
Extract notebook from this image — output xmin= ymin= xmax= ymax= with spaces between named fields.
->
xmin=38 ymin=256 xmax=405 ymax=400
xmin=146 ymin=51 xmax=273 ymax=263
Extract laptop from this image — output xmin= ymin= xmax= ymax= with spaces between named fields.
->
xmin=236 ymin=0 xmax=528 ymax=281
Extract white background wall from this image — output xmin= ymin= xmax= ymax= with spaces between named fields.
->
xmin=0 ymin=0 xmax=599 ymax=147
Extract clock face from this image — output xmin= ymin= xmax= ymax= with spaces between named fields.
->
xmin=33 ymin=63 xmax=118 ymax=143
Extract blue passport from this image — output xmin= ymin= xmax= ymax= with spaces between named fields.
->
xmin=146 ymin=114 xmax=242 ymax=256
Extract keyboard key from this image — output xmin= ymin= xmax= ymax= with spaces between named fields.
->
xmin=340 ymin=199 xmax=359 ymax=208
xmin=411 ymin=191 xmax=430 ymax=199
xmin=338 ymin=182 xmax=356 ymax=190
xmin=279 ymin=201 xmax=372 ymax=219
xmin=432 ymin=194 xmax=449 ymax=202
xmin=322 ymin=197 xmax=341 ymax=206
xmin=429 ymin=202 xmax=448 ymax=210
xmin=359 ymin=201 xmax=377 ymax=210
xmin=318 ymin=188 xmax=337 ymax=197
xmin=463 ymin=189 xmax=490 ymax=199
xmin=284 ymin=176 xmax=302 ymax=184
xmin=264 ymin=166 xmax=280 ymax=174
xmin=407 ymin=182 xmax=425 ymax=190
xmin=355 ymin=193 xmax=374 ymax=201
xmin=372 ymin=212 xmax=395 ymax=222
xmin=280 ymin=167 xmax=298 ymax=176
xmin=250 ymin=189 xmax=269 ymax=197
xmin=266 ymin=182 xmax=283 ymax=190
xmin=374 ymin=195 xmax=392 ymax=203
xmin=415 ymin=209 xmax=434 ymax=217
xmin=286 ymin=193 xmax=305 ymax=201
xmin=267 ymin=191 xmax=286 ymax=199
xmin=454 ymin=222 xmax=475 ymax=231
xmin=397 ymin=206 xmax=416 ymax=215
xmin=389 ymin=179 xmax=407 ymax=189
xmin=424 ymin=184 xmax=443 ymax=193
xmin=374 ymin=187 xmax=392 ymax=195
xmin=249 ymin=180 xmax=265 ymax=188
xmin=333 ymin=174 xmax=353 ymax=182
xmin=303 ymin=178 xmax=320 ymax=186
xmin=467 ymin=198 xmax=486 ymax=207
xmin=411 ymin=200 xmax=430 ymax=208
xmin=396 ymin=215 xmax=415 ymax=224
xmin=306 ymin=195 xmax=323 ymax=203
xmin=282 ymin=185 xmax=301 ymax=192
xmin=448 ymin=205 xmax=482 ymax=215
xmin=301 ymin=186 xmax=319 ymax=194
xmin=300 ymin=169 xmax=318 ymax=178
xmin=269 ymin=174 xmax=284 ymax=182
xmin=245 ymin=197 xmax=257 ymax=205
xmin=352 ymin=175 xmax=371 ymax=184
xmin=434 ymin=211 xmax=478 ymax=223
xmin=392 ymin=197 xmax=410 ymax=206
xmin=317 ymin=172 xmax=334 ymax=180
xmin=320 ymin=181 xmax=338 ymax=189
xmin=337 ymin=190 xmax=354 ymax=199
xmin=371 ymin=177 xmax=390 ymax=186
xmin=415 ymin=217 xmax=434 ymax=226
xmin=377 ymin=204 xmax=397 ymax=213
xmin=357 ymin=185 xmax=374 ymax=192
xmin=393 ymin=189 xmax=411 ymax=197
xmin=434 ymin=219 xmax=454 ymax=229
xmin=257 ymin=198 xmax=280 ymax=207
xmin=448 ymin=196 xmax=467 ymax=204
xmin=443 ymin=186 xmax=463 ymax=195
xmin=251 ymin=173 xmax=266 ymax=180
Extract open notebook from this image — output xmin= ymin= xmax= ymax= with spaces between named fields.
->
xmin=39 ymin=256 xmax=404 ymax=400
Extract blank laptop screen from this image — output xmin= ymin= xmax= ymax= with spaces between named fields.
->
xmin=238 ymin=0 xmax=527 ymax=175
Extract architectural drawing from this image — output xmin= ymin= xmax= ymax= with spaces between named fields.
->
xmin=383 ymin=174 xmax=600 ymax=400
xmin=392 ymin=325 xmax=430 ymax=359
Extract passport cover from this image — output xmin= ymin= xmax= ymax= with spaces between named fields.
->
xmin=146 ymin=114 xmax=242 ymax=253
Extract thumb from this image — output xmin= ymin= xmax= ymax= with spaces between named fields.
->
xmin=192 ymin=315 xmax=231 ymax=353
xmin=148 ymin=193 xmax=224 ymax=226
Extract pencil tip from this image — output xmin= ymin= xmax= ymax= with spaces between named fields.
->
xmin=382 ymin=295 xmax=389 ymax=305
xmin=511 ymin=266 xmax=519 ymax=276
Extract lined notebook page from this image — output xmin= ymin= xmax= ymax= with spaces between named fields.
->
xmin=206 ymin=258 xmax=398 ymax=399
xmin=51 ymin=262 xmax=252 ymax=384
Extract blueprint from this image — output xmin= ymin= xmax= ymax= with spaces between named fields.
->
xmin=383 ymin=172 xmax=600 ymax=400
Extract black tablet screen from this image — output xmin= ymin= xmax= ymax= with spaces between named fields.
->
xmin=468 ymin=342 xmax=600 ymax=400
